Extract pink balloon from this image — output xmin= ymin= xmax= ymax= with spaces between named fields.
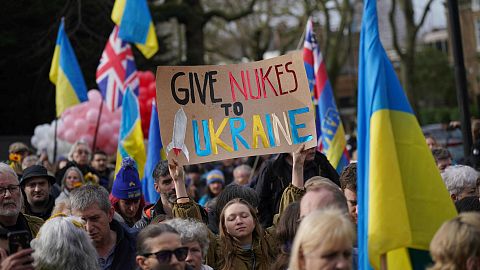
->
xmin=80 ymin=134 xmax=93 ymax=148
xmin=74 ymin=119 xmax=88 ymax=134
xmin=111 ymin=120 xmax=120 ymax=132
xmin=86 ymin=108 xmax=100 ymax=124
xmin=88 ymin=90 xmax=103 ymax=104
xmin=100 ymin=112 xmax=111 ymax=124
xmin=65 ymin=129 xmax=76 ymax=143
xmin=104 ymin=144 xmax=116 ymax=155
xmin=98 ymin=124 xmax=113 ymax=139
xmin=112 ymin=133 xmax=119 ymax=144
xmin=62 ymin=115 xmax=74 ymax=129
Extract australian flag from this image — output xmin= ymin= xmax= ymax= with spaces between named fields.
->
xmin=96 ymin=26 xmax=139 ymax=111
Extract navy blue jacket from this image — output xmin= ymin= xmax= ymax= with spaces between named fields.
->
xmin=111 ymin=219 xmax=138 ymax=270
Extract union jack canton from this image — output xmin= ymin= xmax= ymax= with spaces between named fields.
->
xmin=96 ymin=26 xmax=139 ymax=111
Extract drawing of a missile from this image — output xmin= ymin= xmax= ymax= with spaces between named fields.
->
xmin=166 ymin=107 xmax=190 ymax=161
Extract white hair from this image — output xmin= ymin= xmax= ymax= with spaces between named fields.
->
xmin=165 ymin=218 xmax=210 ymax=256
xmin=31 ymin=215 xmax=99 ymax=270
xmin=234 ymin=164 xmax=252 ymax=175
xmin=0 ymin=163 xmax=18 ymax=181
xmin=67 ymin=140 xmax=91 ymax=162
xmin=441 ymin=165 xmax=479 ymax=196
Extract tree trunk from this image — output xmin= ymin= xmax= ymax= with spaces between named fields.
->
xmin=185 ymin=19 xmax=205 ymax=65
xmin=400 ymin=51 xmax=419 ymax=114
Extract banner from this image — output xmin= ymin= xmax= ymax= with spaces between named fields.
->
xmin=156 ymin=51 xmax=316 ymax=165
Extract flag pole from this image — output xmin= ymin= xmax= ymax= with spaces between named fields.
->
xmin=53 ymin=117 xmax=58 ymax=163
xmin=380 ymin=254 xmax=388 ymax=270
xmin=92 ymin=101 xmax=104 ymax=151
xmin=296 ymin=20 xmax=307 ymax=50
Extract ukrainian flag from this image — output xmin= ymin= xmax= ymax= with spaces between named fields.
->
xmin=49 ymin=19 xmax=88 ymax=117
xmin=115 ymin=88 xmax=146 ymax=179
xmin=111 ymin=0 xmax=158 ymax=59
xmin=357 ymin=1 xmax=457 ymax=269
xmin=142 ymin=102 xmax=166 ymax=204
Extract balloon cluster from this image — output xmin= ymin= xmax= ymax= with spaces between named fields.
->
xmin=137 ymin=70 xmax=156 ymax=138
xmin=57 ymin=90 xmax=122 ymax=155
xmin=31 ymin=120 xmax=72 ymax=163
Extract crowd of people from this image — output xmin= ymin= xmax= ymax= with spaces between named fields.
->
xmin=0 ymin=137 xmax=479 ymax=270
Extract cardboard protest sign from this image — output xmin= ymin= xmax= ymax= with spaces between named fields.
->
xmin=156 ymin=51 xmax=317 ymax=165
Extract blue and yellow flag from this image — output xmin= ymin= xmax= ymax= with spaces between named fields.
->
xmin=115 ymin=88 xmax=146 ymax=179
xmin=111 ymin=0 xmax=158 ymax=59
xmin=142 ymin=102 xmax=166 ymax=204
xmin=49 ymin=19 xmax=88 ymax=117
xmin=357 ymin=1 xmax=457 ymax=269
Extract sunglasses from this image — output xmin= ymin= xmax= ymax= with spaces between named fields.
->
xmin=143 ymin=247 xmax=188 ymax=263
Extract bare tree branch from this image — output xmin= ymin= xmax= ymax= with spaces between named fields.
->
xmin=203 ymin=0 xmax=257 ymax=24
xmin=414 ymin=0 xmax=435 ymax=35
xmin=389 ymin=0 xmax=405 ymax=59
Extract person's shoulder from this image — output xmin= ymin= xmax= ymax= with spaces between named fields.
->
xmin=23 ymin=213 xmax=44 ymax=226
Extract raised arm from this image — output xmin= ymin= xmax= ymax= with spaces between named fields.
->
xmin=168 ymin=159 xmax=189 ymax=203
xmin=291 ymin=144 xmax=308 ymax=189
xmin=169 ymin=159 xmax=203 ymax=220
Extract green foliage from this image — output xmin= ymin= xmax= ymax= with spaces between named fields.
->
xmin=413 ymin=47 xmax=457 ymax=108
xmin=418 ymin=105 xmax=480 ymax=125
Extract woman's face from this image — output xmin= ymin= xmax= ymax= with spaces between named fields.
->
xmin=118 ymin=198 xmax=141 ymax=220
xmin=65 ymin=170 xmax=82 ymax=190
xmin=73 ymin=144 xmax=90 ymax=165
xmin=223 ymin=203 xmax=255 ymax=240
xmin=301 ymin=239 xmax=352 ymax=270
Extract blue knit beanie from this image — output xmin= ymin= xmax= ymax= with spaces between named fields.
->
xmin=112 ymin=157 xmax=141 ymax=199
xmin=207 ymin=169 xmax=225 ymax=185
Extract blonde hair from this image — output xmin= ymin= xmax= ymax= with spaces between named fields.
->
xmin=289 ymin=208 xmax=355 ymax=270
xmin=304 ymin=176 xmax=338 ymax=191
xmin=429 ymin=212 xmax=480 ymax=270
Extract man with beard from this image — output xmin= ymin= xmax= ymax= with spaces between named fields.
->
xmin=135 ymin=161 xmax=177 ymax=229
xmin=0 ymin=164 xmax=43 ymax=269
xmin=0 ymin=163 xmax=43 ymax=237
xmin=20 ymin=165 xmax=56 ymax=220
xmin=135 ymin=161 xmax=207 ymax=229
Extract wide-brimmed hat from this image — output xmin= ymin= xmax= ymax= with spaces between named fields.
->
xmin=20 ymin=165 xmax=56 ymax=186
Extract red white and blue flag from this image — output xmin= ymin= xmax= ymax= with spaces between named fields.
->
xmin=303 ymin=17 xmax=349 ymax=172
xmin=96 ymin=26 xmax=139 ymax=111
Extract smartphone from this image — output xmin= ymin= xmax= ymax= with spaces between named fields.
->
xmin=8 ymin=230 xmax=31 ymax=254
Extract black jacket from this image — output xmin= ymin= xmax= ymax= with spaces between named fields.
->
xmin=22 ymin=194 xmax=55 ymax=221
xmin=110 ymin=220 xmax=138 ymax=270
xmin=254 ymin=152 xmax=339 ymax=227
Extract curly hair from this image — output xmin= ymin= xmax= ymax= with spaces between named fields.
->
xmin=166 ymin=218 xmax=210 ymax=256
xmin=31 ymin=215 xmax=99 ymax=270
xmin=339 ymin=162 xmax=357 ymax=192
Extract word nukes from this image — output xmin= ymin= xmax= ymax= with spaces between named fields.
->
xmin=229 ymin=61 xmax=298 ymax=102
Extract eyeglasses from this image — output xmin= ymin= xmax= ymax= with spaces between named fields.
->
xmin=0 ymin=185 xmax=20 ymax=196
xmin=143 ymin=247 xmax=188 ymax=263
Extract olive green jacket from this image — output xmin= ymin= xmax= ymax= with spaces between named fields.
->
xmin=173 ymin=184 xmax=305 ymax=270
